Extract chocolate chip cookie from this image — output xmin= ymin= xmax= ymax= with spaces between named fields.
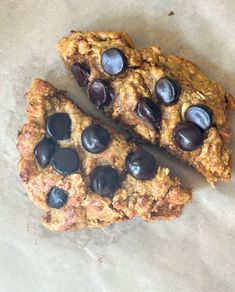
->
xmin=17 ymin=79 xmax=191 ymax=231
xmin=57 ymin=31 xmax=235 ymax=184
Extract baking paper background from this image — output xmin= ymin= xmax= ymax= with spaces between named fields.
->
xmin=1 ymin=0 xmax=235 ymax=291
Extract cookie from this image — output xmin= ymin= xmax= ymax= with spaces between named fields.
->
xmin=17 ymin=79 xmax=191 ymax=231
xmin=57 ymin=31 xmax=235 ymax=184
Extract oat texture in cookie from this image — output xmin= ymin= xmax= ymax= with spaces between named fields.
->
xmin=58 ymin=31 xmax=235 ymax=184
xmin=17 ymin=79 xmax=191 ymax=231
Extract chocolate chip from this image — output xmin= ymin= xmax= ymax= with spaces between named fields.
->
xmin=71 ymin=62 xmax=90 ymax=87
xmin=88 ymin=79 xmax=113 ymax=107
xmin=81 ymin=124 xmax=110 ymax=154
xmin=46 ymin=113 xmax=71 ymax=141
xmin=126 ymin=150 xmax=157 ymax=180
xmin=101 ymin=48 xmax=127 ymax=75
xmin=184 ymin=104 xmax=213 ymax=131
xmin=135 ymin=97 xmax=162 ymax=130
xmin=155 ymin=77 xmax=181 ymax=105
xmin=51 ymin=148 xmax=79 ymax=175
xmin=34 ymin=137 xmax=57 ymax=167
xmin=90 ymin=165 xmax=120 ymax=197
xmin=173 ymin=122 xmax=205 ymax=151
xmin=47 ymin=186 xmax=68 ymax=209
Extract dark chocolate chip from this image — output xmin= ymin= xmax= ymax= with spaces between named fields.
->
xmin=34 ymin=137 xmax=57 ymax=167
xmin=173 ymin=122 xmax=205 ymax=151
xmin=155 ymin=77 xmax=181 ymax=105
xmin=71 ymin=62 xmax=90 ymax=87
xmin=47 ymin=186 xmax=68 ymax=209
xmin=46 ymin=113 xmax=71 ymax=141
xmin=51 ymin=148 xmax=79 ymax=175
xmin=184 ymin=104 xmax=213 ymax=131
xmin=90 ymin=165 xmax=120 ymax=197
xmin=81 ymin=124 xmax=110 ymax=154
xmin=126 ymin=150 xmax=157 ymax=180
xmin=135 ymin=97 xmax=162 ymax=130
xmin=88 ymin=79 xmax=113 ymax=107
xmin=101 ymin=48 xmax=127 ymax=75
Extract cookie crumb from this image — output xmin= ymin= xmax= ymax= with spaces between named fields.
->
xmin=97 ymin=257 xmax=103 ymax=264
xmin=168 ymin=11 xmax=175 ymax=16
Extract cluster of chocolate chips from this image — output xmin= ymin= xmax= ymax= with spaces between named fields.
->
xmin=34 ymin=111 xmax=158 ymax=209
xmin=35 ymin=113 xmax=79 ymax=174
xmin=71 ymin=47 xmax=128 ymax=108
xmin=71 ymin=47 xmax=127 ymax=89
xmin=71 ymin=46 xmax=214 ymax=153
xmin=135 ymin=76 xmax=213 ymax=151
xmin=81 ymin=124 xmax=156 ymax=196
xmin=89 ymin=148 xmax=157 ymax=197
xmin=34 ymin=113 xmax=80 ymax=210
xmin=134 ymin=77 xmax=180 ymax=133
xmin=174 ymin=104 xmax=213 ymax=151
xmin=154 ymin=76 xmax=213 ymax=151
xmin=71 ymin=48 xmax=163 ymax=132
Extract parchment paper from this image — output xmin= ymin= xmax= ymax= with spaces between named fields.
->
xmin=0 ymin=0 xmax=235 ymax=291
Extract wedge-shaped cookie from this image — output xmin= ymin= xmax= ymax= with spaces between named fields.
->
xmin=58 ymin=31 xmax=235 ymax=184
xmin=17 ymin=79 xmax=191 ymax=231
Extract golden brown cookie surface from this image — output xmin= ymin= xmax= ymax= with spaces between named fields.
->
xmin=57 ymin=31 xmax=235 ymax=184
xmin=17 ymin=79 xmax=191 ymax=231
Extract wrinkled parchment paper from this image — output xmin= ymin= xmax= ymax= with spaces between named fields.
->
xmin=0 ymin=0 xmax=235 ymax=291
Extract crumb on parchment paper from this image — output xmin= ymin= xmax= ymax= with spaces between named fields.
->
xmin=168 ymin=11 xmax=175 ymax=16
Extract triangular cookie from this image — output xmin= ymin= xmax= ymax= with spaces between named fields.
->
xmin=17 ymin=79 xmax=191 ymax=231
xmin=58 ymin=31 xmax=235 ymax=184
